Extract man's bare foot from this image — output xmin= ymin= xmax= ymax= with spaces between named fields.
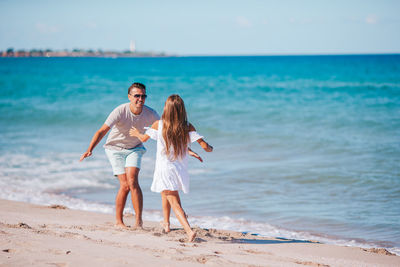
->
xmin=132 ymin=221 xmax=143 ymax=230
xmin=188 ymin=231 xmax=196 ymax=242
xmin=115 ymin=222 xmax=129 ymax=229
xmin=160 ymin=221 xmax=170 ymax=233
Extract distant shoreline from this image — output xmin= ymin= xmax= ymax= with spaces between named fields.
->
xmin=0 ymin=49 xmax=174 ymax=58
xmin=1 ymin=52 xmax=399 ymax=58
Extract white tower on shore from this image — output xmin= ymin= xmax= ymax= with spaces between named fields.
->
xmin=130 ymin=40 xmax=136 ymax=53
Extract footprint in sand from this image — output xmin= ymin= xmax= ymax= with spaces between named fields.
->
xmin=45 ymin=263 xmax=68 ymax=267
xmin=48 ymin=205 xmax=68 ymax=210
xmin=17 ymin=222 xmax=32 ymax=229
xmin=294 ymin=260 xmax=330 ymax=267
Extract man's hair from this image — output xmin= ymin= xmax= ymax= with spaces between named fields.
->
xmin=128 ymin=82 xmax=146 ymax=94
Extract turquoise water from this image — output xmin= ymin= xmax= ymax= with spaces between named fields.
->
xmin=1 ymin=55 xmax=399 ymax=253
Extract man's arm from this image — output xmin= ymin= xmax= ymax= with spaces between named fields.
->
xmin=80 ymin=124 xmax=110 ymax=161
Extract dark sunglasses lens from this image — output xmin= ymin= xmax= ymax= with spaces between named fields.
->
xmin=134 ymin=94 xmax=147 ymax=98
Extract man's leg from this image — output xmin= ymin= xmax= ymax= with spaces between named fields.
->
xmin=126 ymin=167 xmax=143 ymax=228
xmin=115 ymin=174 xmax=130 ymax=228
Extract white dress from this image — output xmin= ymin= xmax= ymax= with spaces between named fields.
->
xmin=145 ymin=120 xmax=203 ymax=194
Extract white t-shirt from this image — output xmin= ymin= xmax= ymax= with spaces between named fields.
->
xmin=104 ymin=103 xmax=159 ymax=150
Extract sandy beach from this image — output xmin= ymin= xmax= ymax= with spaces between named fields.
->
xmin=0 ymin=199 xmax=398 ymax=266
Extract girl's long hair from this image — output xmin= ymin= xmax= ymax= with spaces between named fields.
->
xmin=161 ymin=94 xmax=190 ymax=160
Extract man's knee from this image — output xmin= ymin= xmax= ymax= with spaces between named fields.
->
xmin=126 ymin=167 xmax=140 ymax=190
xmin=129 ymin=181 xmax=140 ymax=191
xmin=119 ymin=183 xmax=130 ymax=193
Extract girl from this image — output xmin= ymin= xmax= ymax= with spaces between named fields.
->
xmin=129 ymin=94 xmax=213 ymax=242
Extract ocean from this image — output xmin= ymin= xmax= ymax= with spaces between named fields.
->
xmin=1 ymin=55 xmax=399 ymax=254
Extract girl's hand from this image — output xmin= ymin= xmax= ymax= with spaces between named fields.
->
xmin=129 ymin=127 xmax=140 ymax=137
xmin=205 ymin=144 xmax=213 ymax=152
xmin=130 ymin=127 xmax=150 ymax=142
xmin=188 ymin=150 xmax=203 ymax=162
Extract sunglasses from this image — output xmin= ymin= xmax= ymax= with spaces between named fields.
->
xmin=130 ymin=94 xmax=147 ymax=99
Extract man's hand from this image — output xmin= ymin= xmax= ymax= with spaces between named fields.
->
xmin=80 ymin=151 xmax=92 ymax=161
xmin=80 ymin=124 xmax=110 ymax=162
xmin=188 ymin=149 xmax=203 ymax=162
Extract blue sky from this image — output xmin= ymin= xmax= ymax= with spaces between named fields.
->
xmin=1 ymin=0 xmax=399 ymax=55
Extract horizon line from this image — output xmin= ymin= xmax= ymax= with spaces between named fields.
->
xmin=178 ymin=51 xmax=400 ymax=57
xmin=1 ymin=51 xmax=400 ymax=58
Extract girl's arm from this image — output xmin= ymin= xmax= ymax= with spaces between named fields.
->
xmin=188 ymin=149 xmax=203 ymax=162
xmin=197 ymin=138 xmax=213 ymax=152
xmin=129 ymin=120 xmax=159 ymax=142
xmin=189 ymin=123 xmax=213 ymax=152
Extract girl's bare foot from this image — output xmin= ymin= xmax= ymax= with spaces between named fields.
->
xmin=188 ymin=231 xmax=196 ymax=242
xmin=160 ymin=221 xmax=170 ymax=233
xmin=115 ymin=222 xmax=129 ymax=229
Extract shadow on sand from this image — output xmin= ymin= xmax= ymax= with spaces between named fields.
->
xmin=230 ymin=237 xmax=320 ymax=245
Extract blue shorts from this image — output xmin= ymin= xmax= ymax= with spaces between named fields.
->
xmin=105 ymin=146 xmax=146 ymax=176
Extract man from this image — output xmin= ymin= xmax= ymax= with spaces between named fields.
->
xmin=80 ymin=82 xmax=159 ymax=228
